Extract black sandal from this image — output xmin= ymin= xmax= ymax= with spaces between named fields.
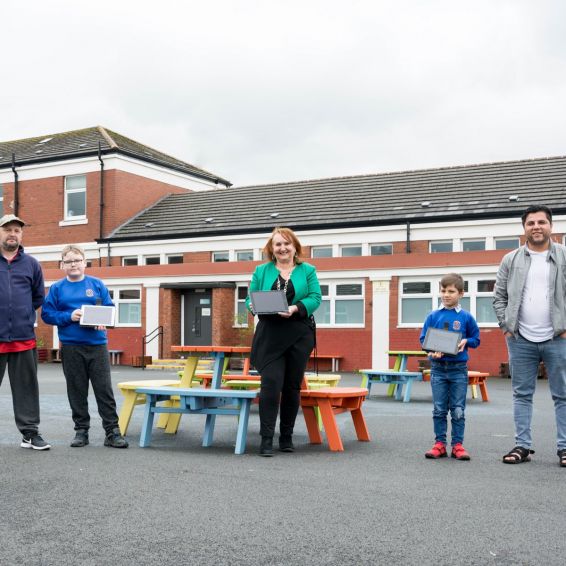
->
xmin=558 ymin=449 xmax=566 ymax=468
xmin=502 ymin=446 xmax=534 ymax=464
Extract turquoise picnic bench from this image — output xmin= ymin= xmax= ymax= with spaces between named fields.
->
xmin=136 ymin=386 xmax=259 ymax=454
xmin=360 ymin=369 xmax=423 ymax=402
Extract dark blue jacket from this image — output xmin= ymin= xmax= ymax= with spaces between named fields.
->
xmin=0 ymin=247 xmax=45 ymax=342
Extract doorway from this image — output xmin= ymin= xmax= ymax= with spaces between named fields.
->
xmin=183 ymin=290 xmax=212 ymax=345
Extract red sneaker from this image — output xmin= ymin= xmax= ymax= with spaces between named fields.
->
xmin=451 ymin=443 xmax=471 ymax=460
xmin=425 ymin=442 xmax=447 ymax=459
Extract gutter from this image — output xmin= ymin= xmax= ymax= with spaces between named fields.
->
xmin=11 ymin=153 xmax=18 ymax=215
xmin=98 ymin=142 xmax=105 ymax=240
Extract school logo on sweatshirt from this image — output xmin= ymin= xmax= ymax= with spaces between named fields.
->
xmin=453 ymin=320 xmax=461 ymax=331
xmin=86 ymin=289 xmax=94 ymax=297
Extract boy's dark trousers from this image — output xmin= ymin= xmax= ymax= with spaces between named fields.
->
xmin=61 ymin=344 xmax=119 ymax=434
xmin=0 ymin=349 xmax=40 ymax=437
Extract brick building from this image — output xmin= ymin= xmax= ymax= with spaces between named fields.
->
xmin=2 ymin=128 xmax=566 ymax=375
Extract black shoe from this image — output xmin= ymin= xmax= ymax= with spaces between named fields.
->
xmin=279 ymin=435 xmax=295 ymax=452
xmin=70 ymin=430 xmax=89 ymax=448
xmin=259 ymin=436 xmax=273 ymax=457
xmin=104 ymin=428 xmax=129 ymax=449
xmin=21 ymin=434 xmax=51 ymax=451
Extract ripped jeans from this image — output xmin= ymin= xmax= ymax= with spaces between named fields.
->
xmin=430 ymin=361 xmax=468 ymax=446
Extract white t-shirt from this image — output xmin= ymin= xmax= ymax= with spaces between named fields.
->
xmin=518 ymin=248 xmax=553 ymax=342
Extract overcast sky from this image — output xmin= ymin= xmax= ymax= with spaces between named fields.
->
xmin=3 ymin=1 xmax=566 ymax=186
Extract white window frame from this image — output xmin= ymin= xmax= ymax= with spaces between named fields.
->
xmin=64 ymin=174 xmax=87 ymax=221
xmin=236 ymin=250 xmax=254 ymax=262
xmin=311 ymin=246 xmax=333 ymax=258
xmin=144 ymin=255 xmax=161 ymax=265
xmin=212 ymin=251 xmax=229 ymax=262
xmin=108 ymin=286 xmax=142 ymax=327
xmin=494 ymin=237 xmax=520 ymax=250
xmin=234 ymin=284 xmax=249 ymax=327
xmin=461 ymin=238 xmax=486 ymax=252
xmin=429 ymin=240 xmax=453 ymax=253
xmin=398 ymin=275 xmax=499 ymax=328
xmin=340 ymin=244 xmax=362 ymax=257
xmin=370 ymin=243 xmax=393 ymax=256
xmin=167 ymin=254 xmax=183 ymax=264
xmin=316 ymin=279 xmax=365 ymax=328
xmin=122 ymin=256 xmax=138 ymax=266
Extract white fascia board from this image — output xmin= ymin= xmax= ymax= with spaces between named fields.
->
xmin=0 ymin=154 xmax=219 ymax=191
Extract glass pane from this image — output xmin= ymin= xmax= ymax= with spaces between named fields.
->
xmin=319 ymin=284 xmax=329 ymax=296
xmin=341 ymin=246 xmax=362 ymax=257
xmin=403 ymin=282 xmax=431 ymax=294
xmin=123 ymin=257 xmax=138 ymax=266
xmin=108 ymin=290 xmax=114 ymax=299
xmin=370 ymin=244 xmax=392 ymax=255
xmin=477 ymin=280 xmax=495 ymax=292
xmin=476 ymin=297 xmax=498 ymax=323
xmin=495 ymin=238 xmax=519 ymax=250
xmin=336 ymin=284 xmax=362 ymax=296
xmin=237 ymin=287 xmax=248 ymax=300
xmin=335 ymin=300 xmax=364 ymax=324
xmin=430 ymin=241 xmax=453 ymax=253
xmin=66 ymin=175 xmax=86 ymax=190
xmin=462 ymin=240 xmax=485 ymax=252
xmin=401 ymin=298 xmax=432 ymax=323
xmin=236 ymin=302 xmax=248 ymax=323
xmin=119 ymin=303 xmax=141 ymax=324
xmin=145 ymin=256 xmax=160 ymax=265
xmin=67 ymin=191 xmax=86 ymax=216
xmin=460 ymin=297 xmax=470 ymax=311
xmin=236 ymin=250 xmax=254 ymax=261
xmin=314 ymin=300 xmax=330 ymax=324
xmin=167 ymin=255 xmax=183 ymax=264
xmin=119 ymin=289 xmax=140 ymax=300
xmin=213 ymin=252 xmax=229 ymax=262
xmin=312 ymin=247 xmax=332 ymax=258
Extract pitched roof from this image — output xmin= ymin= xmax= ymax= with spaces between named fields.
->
xmin=0 ymin=126 xmax=231 ymax=187
xmin=105 ymin=155 xmax=566 ymax=242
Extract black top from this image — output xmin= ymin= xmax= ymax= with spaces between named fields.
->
xmin=250 ymin=276 xmax=315 ymax=372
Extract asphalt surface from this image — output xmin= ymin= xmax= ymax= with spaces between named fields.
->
xmin=1 ymin=365 xmax=565 ymax=566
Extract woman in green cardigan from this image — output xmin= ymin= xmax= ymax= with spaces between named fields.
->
xmin=246 ymin=227 xmax=322 ymax=456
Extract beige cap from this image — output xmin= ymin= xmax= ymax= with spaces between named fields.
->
xmin=0 ymin=214 xmax=25 ymax=227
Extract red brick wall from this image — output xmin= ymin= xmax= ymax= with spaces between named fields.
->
xmin=160 ymin=288 xmax=182 ymax=359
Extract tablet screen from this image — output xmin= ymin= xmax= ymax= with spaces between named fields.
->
xmin=250 ymin=291 xmax=289 ymax=314
xmin=422 ymin=327 xmax=462 ymax=356
xmin=79 ymin=305 xmax=116 ymax=327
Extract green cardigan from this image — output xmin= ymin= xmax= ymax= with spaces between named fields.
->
xmin=246 ymin=261 xmax=322 ymax=316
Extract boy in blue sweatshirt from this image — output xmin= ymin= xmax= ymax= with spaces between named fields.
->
xmin=42 ymin=245 xmax=128 ymax=448
xmin=420 ymin=273 xmax=480 ymax=460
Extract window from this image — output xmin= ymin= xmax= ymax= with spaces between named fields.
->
xmin=370 ymin=243 xmax=393 ymax=255
xmin=399 ymin=277 xmax=499 ymax=326
xmin=122 ymin=257 xmax=138 ymax=266
xmin=64 ymin=175 xmax=86 ymax=219
xmin=144 ymin=256 xmax=160 ymax=265
xmin=85 ymin=260 xmax=93 ymax=268
xmin=311 ymin=246 xmax=333 ymax=258
xmin=340 ymin=245 xmax=362 ymax=257
xmin=462 ymin=239 xmax=486 ymax=252
xmin=0 ymin=184 xmax=3 ymax=216
xmin=314 ymin=281 xmax=364 ymax=326
xmin=108 ymin=288 xmax=141 ymax=326
xmin=495 ymin=237 xmax=520 ymax=250
xmin=236 ymin=250 xmax=254 ymax=261
xmin=212 ymin=251 xmax=229 ymax=262
xmin=430 ymin=241 xmax=453 ymax=253
xmin=235 ymin=285 xmax=249 ymax=326
xmin=167 ymin=254 xmax=183 ymax=264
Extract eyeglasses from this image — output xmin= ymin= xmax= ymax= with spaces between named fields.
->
xmin=62 ymin=259 xmax=83 ymax=265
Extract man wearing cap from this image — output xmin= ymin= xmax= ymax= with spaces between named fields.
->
xmin=0 ymin=214 xmax=51 ymax=450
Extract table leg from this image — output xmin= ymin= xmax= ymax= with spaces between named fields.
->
xmin=351 ymin=408 xmax=371 ymax=441
xmin=303 ymin=405 xmax=323 ymax=444
xmin=139 ymin=395 xmax=156 ymax=447
xmin=202 ymin=414 xmax=217 ymax=447
xmin=403 ymin=379 xmax=414 ymax=403
xmin=387 ymin=384 xmax=397 ymax=397
xmin=118 ymin=390 xmax=139 ymax=436
xmin=479 ymin=379 xmax=490 ymax=402
xmin=318 ymin=398 xmax=344 ymax=451
xmin=394 ymin=383 xmax=403 ymax=401
xmin=471 ymin=384 xmax=478 ymax=399
xmin=234 ymin=399 xmax=252 ymax=454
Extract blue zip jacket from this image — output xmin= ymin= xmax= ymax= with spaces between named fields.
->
xmin=41 ymin=275 xmax=113 ymax=345
xmin=419 ymin=305 xmax=480 ymax=362
xmin=0 ymin=247 xmax=45 ymax=342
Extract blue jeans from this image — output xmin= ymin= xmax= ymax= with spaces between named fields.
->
xmin=506 ymin=334 xmax=566 ymax=450
xmin=430 ymin=361 xmax=468 ymax=445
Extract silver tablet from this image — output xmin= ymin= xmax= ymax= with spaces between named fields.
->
xmin=79 ymin=305 xmax=116 ymax=327
xmin=422 ymin=327 xmax=462 ymax=356
xmin=250 ymin=290 xmax=289 ymax=314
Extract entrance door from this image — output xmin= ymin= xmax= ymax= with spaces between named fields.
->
xmin=183 ymin=290 xmax=212 ymax=346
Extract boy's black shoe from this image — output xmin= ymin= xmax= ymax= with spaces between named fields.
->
xmin=259 ymin=436 xmax=273 ymax=457
xmin=279 ymin=435 xmax=295 ymax=452
xmin=21 ymin=434 xmax=51 ymax=451
xmin=104 ymin=428 xmax=129 ymax=449
xmin=70 ymin=430 xmax=89 ymax=447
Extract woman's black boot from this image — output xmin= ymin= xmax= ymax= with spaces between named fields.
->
xmin=279 ymin=434 xmax=295 ymax=452
xmin=259 ymin=436 xmax=273 ymax=457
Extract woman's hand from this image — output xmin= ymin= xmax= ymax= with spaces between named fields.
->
xmin=428 ymin=351 xmax=443 ymax=359
xmin=278 ymin=305 xmax=299 ymax=318
xmin=71 ymin=309 xmax=82 ymax=322
xmin=457 ymin=338 xmax=468 ymax=352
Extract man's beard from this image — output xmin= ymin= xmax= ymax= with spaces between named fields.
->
xmin=1 ymin=241 xmax=18 ymax=252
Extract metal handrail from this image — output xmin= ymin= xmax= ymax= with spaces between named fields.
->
xmin=141 ymin=326 xmax=164 ymax=370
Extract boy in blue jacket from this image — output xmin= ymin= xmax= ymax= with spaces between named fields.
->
xmin=42 ymin=245 xmax=127 ymax=448
xmin=420 ymin=273 xmax=480 ymax=460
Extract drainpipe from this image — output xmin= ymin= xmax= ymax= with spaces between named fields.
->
xmin=107 ymin=241 xmax=111 ymax=267
xmin=11 ymin=153 xmax=18 ymax=215
xmin=405 ymin=221 xmax=411 ymax=253
xmin=98 ymin=142 xmax=105 ymax=239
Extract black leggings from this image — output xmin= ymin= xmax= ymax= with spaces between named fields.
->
xmin=259 ymin=332 xmax=314 ymax=438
